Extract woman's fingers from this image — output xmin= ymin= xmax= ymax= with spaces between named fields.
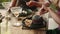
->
xmin=26 ymin=1 xmax=36 ymax=7
xmin=39 ymin=6 xmax=49 ymax=15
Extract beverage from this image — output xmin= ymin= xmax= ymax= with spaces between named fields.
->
xmin=14 ymin=12 xmax=19 ymax=17
xmin=2 ymin=2 xmax=11 ymax=9
xmin=11 ymin=7 xmax=22 ymax=17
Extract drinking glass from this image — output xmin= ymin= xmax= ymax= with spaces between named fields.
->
xmin=2 ymin=2 xmax=11 ymax=34
xmin=11 ymin=7 xmax=23 ymax=27
xmin=2 ymin=2 xmax=11 ymax=9
xmin=11 ymin=7 xmax=22 ymax=17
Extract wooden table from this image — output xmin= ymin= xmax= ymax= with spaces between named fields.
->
xmin=0 ymin=9 xmax=47 ymax=34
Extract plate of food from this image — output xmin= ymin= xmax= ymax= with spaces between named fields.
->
xmin=22 ymin=15 xmax=46 ymax=29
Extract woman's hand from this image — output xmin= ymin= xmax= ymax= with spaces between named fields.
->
xmin=26 ymin=1 xmax=42 ymax=7
xmin=26 ymin=1 xmax=37 ymax=7
xmin=39 ymin=6 xmax=48 ymax=15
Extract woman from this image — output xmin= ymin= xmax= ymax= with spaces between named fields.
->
xmin=26 ymin=0 xmax=49 ymax=15
xmin=26 ymin=0 xmax=60 ymax=34
xmin=46 ymin=0 xmax=60 ymax=34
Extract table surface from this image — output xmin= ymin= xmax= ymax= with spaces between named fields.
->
xmin=0 ymin=9 xmax=48 ymax=34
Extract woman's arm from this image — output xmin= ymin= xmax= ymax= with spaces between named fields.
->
xmin=26 ymin=1 xmax=42 ymax=7
xmin=48 ymin=7 xmax=60 ymax=25
xmin=10 ymin=0 xmax=17 ymax=8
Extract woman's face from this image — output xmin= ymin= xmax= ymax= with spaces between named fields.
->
xmin=50 ymin=0 xmax=58 ymax=4
xmin=58 ymin=0 xmax=60 ymax=8
xmin=49 ymin=0 xmax=60 ymax=8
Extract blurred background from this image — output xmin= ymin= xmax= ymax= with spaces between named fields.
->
xmin=0 ymin=0 xmax=11 ymax=9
